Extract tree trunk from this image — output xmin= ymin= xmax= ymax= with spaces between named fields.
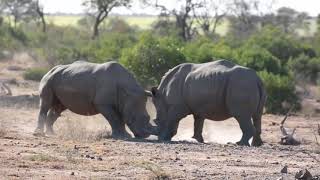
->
xmin=40 ymin=15 xmax=46 ymax=33
xmin=92 ymin=11 xmax=107 ymax=39
xmin=92 ymin=18 xmax=100 ymax=39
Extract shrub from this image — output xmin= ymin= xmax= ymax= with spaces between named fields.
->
xmin=288 ymin=54 xmax=320 ymax=84
xmin=234 ymin=45 xmax=285 ymax=75
xmin=83 ymin=32 xmax=137 ymax=63
xmin=182 ymin=37 xmax=234 ymax=63
xmin=247 ymin=26 xmax=316 ymax=64
xmin=258 ymin=71 xmax=300 ymax=114
xmin=23 ymin=68 xmax=48 ymax=81
xmin=120 ymin=32 xmax=186 ymax=86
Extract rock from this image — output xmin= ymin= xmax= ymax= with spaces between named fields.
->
xmin=280 ymin=165 xmax=288 ymax=174
xmin=71 ymin=172 xmax=75 ymax=176
xmin=97 ymin=157 xmax=103 ymax=161
xmin=295 ymin=169 xmax=312 ymax=180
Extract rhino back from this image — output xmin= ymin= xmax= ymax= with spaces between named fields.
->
xmin=184 ymin=60 xmax=261 ymax=120
xmin=158 ymin=63 xmax=196 ymax=105
xmin=40 ymin=61 xmax=143 ymax=115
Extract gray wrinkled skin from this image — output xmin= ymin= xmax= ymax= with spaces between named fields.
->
xmin=34 ymin=61 xmax=157 ymax=139
xmin=152 ymin=60 xmax=267 ymax=146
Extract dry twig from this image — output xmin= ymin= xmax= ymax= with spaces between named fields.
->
xmin=0 ymin=83 xmax=12 ymax=96
xmin=279 ymin=108 xmax=300 ymax=145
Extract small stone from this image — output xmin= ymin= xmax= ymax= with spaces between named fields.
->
xmin=236 ymin=159 xmax=241 ymax=162
xmin=97 ymin=157 xmax=103 ymax=161
xmin=280 ymin=165 xmax=288 ymax=174
xmin=85 ymin=155 xmax=90 ymax=158
xmin=71 ymin=172 xmax=75 ymax=176
xmin=271 ymin=161 xmax=279 ymax=165
xmin=175 ymin=157 xmax=180 ymax=161
xmin=90 ymin=156 xmax=95 ymax=159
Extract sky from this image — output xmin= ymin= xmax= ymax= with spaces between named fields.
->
xmin=41 ymin=0 xmax=320 ymax=16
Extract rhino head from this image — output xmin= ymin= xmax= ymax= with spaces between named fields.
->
xmin=150 ymin=87 xmax=177 ymax=141
xmin=121 ymin=90 xmax=159 ymax=138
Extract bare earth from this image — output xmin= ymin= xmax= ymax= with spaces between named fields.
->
xmin=0 ymin=55 xmax=320 ymax=179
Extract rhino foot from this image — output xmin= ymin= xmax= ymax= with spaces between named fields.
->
xmin=33 ymin=128 xmax=45 ymax=137
xmin=45 ymin=129 xmax=56 ymax=136
xmin=251 ymin=136 xmax=263 ymax=147
xmin=192 ymin=135 xmax=204 ymax=143
xmin=236 ymin=140 xmax=250 ymax=146
xmin=111 ymin=131 xmax=132 ymax=139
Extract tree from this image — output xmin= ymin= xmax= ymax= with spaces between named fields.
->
xmin=0 ymin=0 xmax=36 ymax=28
xmin=276 ymin=7 xmax=310 ymax=34
xmin=227 ymin=0 xmax=275 ymax=39
xmin=34 ymin=0 xmax=46 ymax=32
xmin=192 ymin=0 xmax=228 ymax=37
xmin=82 ymin=0 xmax=131 ymax=39
xmin=144 ymin=0 xmax=202 ymax=41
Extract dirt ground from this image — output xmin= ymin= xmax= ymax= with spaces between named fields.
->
xmin=0 ymin=55 xmax=320 ymax=179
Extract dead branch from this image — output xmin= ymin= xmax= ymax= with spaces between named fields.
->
xmin=312 ymin=125 xmax=320 ymax=146
xmin=279 ymin=108 xmax=300 ymax=145
xmin=0 ymin=83 xmax=12 ymax=96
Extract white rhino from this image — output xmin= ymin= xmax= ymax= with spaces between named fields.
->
xmin=34 ymin=61 xmax=157 ymax=138
xmin=151 ymin=60 xmax=267 ymax=146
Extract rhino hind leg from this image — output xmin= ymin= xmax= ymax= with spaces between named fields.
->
xmin=96 ymin=106 xmax=131 ymax=139
xmin=251 ymin=115 xmax=263 ymax=147
xmin=192 ymin=115 xmax=204 ymax=143
xmin=45 ymin=105 xmax=66 ymax=135
xmin=34 ymin=99 xmax=51 ymax=136
xmin=235 ymin=116 xmax=255 ymax=146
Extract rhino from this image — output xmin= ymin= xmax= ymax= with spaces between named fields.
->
xmin=34 ymin=61 xmax=158 ymax=138
xmin=151 ymin=60 xmax=267 ymax=146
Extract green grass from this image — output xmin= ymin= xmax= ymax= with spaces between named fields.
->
xmin=45 ymin=15 xmax=230 ymax=35
xmin=46 ymin=15 xmax=158 ymax=29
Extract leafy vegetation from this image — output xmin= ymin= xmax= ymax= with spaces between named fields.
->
xmin=23 ymin=67 xmax=48 ymax=81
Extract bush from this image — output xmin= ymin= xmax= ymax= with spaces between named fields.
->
xmin=247 ymin=26 xmax=316 ymax=64
xmin=23 ymin=68 xmax=48 ymax=81
xmin=234 ymin=45 xmax=285 ymax=75
xmin=83 ymin=32 xmax=137 ymax=63
xmin=288 ymin=54 xmax=320 ymax=84
xmin=120 ymin=32 xmax=186 ymax=86
xmin=182 ymin=37 xmax=234 ymax=63
xmin=258 ymin=71 xmax=300 ymax=114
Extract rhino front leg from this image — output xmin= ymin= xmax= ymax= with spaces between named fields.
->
xmin=235 ymin=115 xmax=255 ymax=146
xmin=192 ymin=115 xmax=204 ymax=143
xmin=159 ymin=106 xmax=188 ymax=141
xmin=96 ymin=105 xmax=131 ymax=139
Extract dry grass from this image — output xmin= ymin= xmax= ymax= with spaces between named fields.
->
xmin=0 ymin=123 xmax=7 ymax=138
xmin=28 ymin=153 xmax=58 ymax=162
xmin=56 ymin=117 xmax=112 ymax=142
xmin=137 ymin=161 xmax=171 ymax=180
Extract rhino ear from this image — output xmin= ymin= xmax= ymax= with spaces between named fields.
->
xmin=144 ymin=90 xmax=153 ymax=97
xmin=151 ymin=86 xmax=158 ymax=97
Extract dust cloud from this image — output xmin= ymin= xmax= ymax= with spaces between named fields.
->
xmin=146 ymin=99 xmax=243 ymax=144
